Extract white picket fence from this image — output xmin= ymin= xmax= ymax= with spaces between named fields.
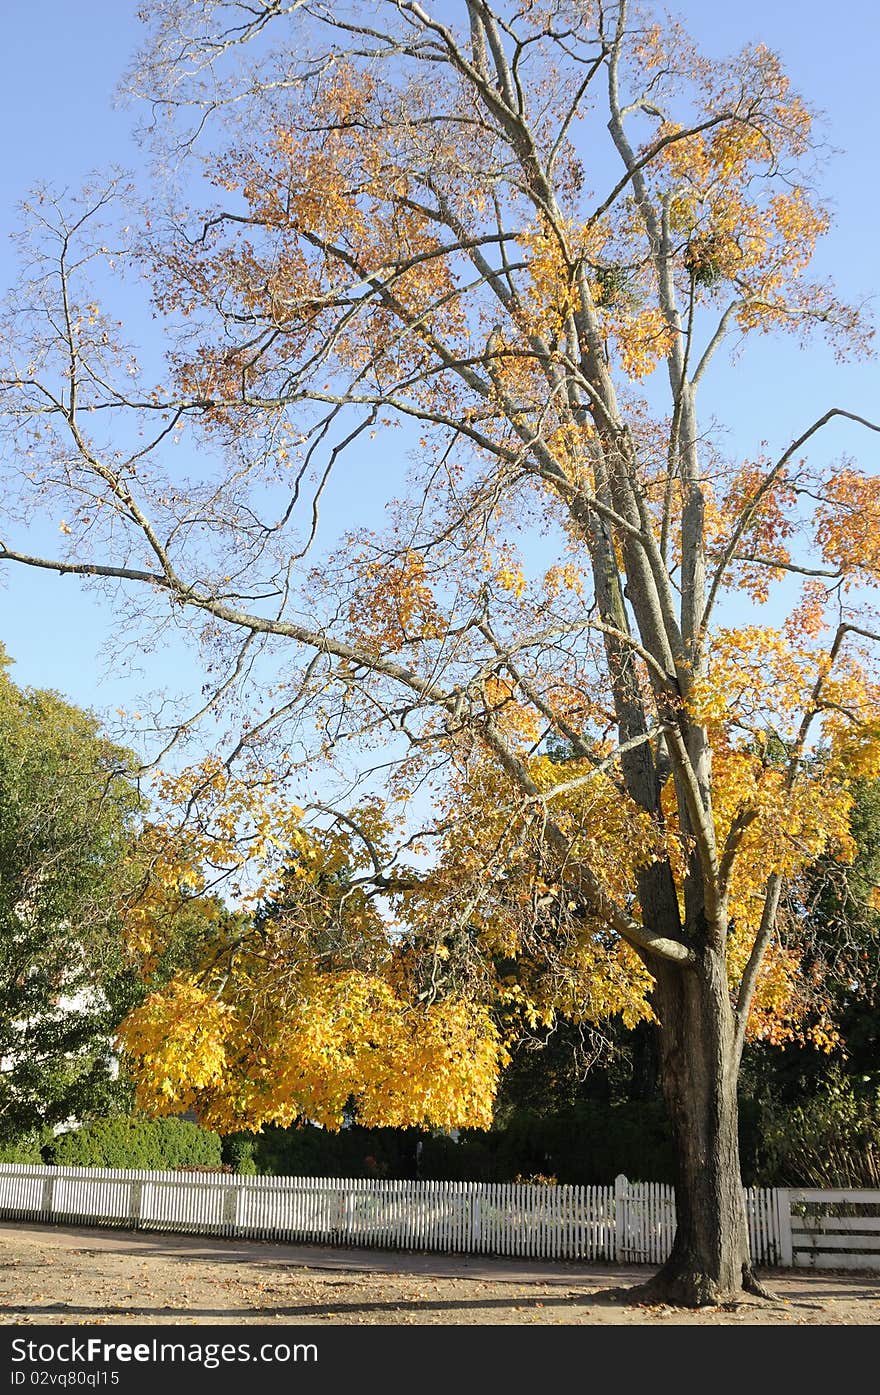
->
xmin=0 ymin=1163 xmax=837 ymax=1266
xmin=788 ymin=1188 xmax=880 ymax=1271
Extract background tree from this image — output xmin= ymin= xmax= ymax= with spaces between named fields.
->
xmin=0 ymin=648 xmax=143 ymax=1141
xmin=1 ymin=1 xmax=879 ymax=1304
xmin=0 ymin=648 xmax=234 ymax=1146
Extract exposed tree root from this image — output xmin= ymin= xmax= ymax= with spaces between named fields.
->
xmin=741 ymin=1263 xmax=775 ymax=1300
xmin=605 ymin=1259 xmax=776 ymax=1309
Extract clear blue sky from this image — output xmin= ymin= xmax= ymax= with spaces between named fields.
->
xmin=0 ymin=2 xmax=168 ymax=725
xmin=0 ymin=1 xmax=877 ymax=738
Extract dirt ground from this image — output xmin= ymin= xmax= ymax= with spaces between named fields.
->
xmin=0 ymin=1221 xmax=877 ymax=1325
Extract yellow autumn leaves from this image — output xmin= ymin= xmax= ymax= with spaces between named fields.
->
xmin=117 ymin=762 xmax=509 ymax=1133
xmin=120 ymin=972 xmax=506 ymax=1134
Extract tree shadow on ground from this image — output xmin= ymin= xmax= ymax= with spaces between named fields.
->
xmin=0 ymin=1288 xmax=816 ymax=1321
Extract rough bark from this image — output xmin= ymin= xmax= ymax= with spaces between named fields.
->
xmin=630 ymin=952 xmax=770 ymax=1305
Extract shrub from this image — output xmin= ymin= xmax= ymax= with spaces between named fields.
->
xmin=221 ymin=1134 xmax=258 ymax=1175
xmin=216 ymin=1104 xmax=678 ymax=1184
xmin=0 ymin=1133 xmax=45 ymax=1164
xmin=45 ymin=1115 xmax=222 ymax=1170
xmin=424 ymin=1101 xmax=676 ymax=1186
xmin=757 ymin=1072 xmax=880 ymax=1187
xmin=237 ymin=1123 xmax=425 ymax=1179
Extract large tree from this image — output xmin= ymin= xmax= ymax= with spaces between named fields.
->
xmin=2 ymin=2 xmax=879 ymax=1303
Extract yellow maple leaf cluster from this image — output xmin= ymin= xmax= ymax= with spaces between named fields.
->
xmin=119 ymin=969 xmax=506 ymax=1134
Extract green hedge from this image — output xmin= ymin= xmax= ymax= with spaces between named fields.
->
xmin=419 ymin=1100 xmax=676 ymax=1185
xmin=45 ymin=1115 xmax=222 ymax=1170
xmin=220 ymin=1101 xmax=676 ymax=1184
xmin=222 ymin=1124 xmax=424 ymax=1179
xmin=0 ymin=1133 xmax=45 ymax=1164
xmin=222 ymin=1134 xmax=258 ymax=1175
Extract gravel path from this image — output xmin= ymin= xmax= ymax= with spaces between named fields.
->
xmin=1 ymin=1222 xmax=878 ymax=1325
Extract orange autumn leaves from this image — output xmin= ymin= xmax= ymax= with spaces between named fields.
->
xmin=116 ymin=507 xmax=879 ymax=1139
xmin=347 ymin=549 xmax=445 ymax=654
xmin=816 ymin=470 xmax=880 ymax=586
xmin=109 ymin=20 xmax=880 ymax=1128
xmin=162 ymin=65 xmax=467 ymax=409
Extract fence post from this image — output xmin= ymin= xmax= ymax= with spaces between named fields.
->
xmin=222 ymin=1183 xmax=240 ymax=1232
xmin=614 ymin=1174 xmax=628 ymax=1263
xmin=344 ymin=1186 xmax=355 ymax=1244
xmin=129 ymin=1179 xmax=143 ymax=1229
xmin=40 ymin=1171 xmax=56 ymax=1221
xmin=776 ymin=1188 xmax=793 ymax=1267
xmin=470 ymin=1184 xmax=481 ymax=1252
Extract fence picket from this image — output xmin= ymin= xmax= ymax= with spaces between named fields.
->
xmin=3 ymin=1162 xmax=874 ymax=1271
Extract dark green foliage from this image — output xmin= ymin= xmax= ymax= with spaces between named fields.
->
xmin=46 ymin=1115 xmax=223 ymax=1170
xmin=221 ymin=1133 xmax=258 ymax=1175
xmin=591 ymin=263 xmax=635 ymax=308
xmin=426 ymin=1101 xmax=675 ymax=1184
xmin=0 ymin=648 xmax=144 ymax=1140
xmin=0 ymin=1131 xmax=45 ymax=1163
xmin=683 ymin=234 xmax=726 ymax=286
xmin=224 ymin=1102 xmax=674 ymax=1185
xmin=754 ymin=1071 xmax=880 ymax=1188
xmin=227 ymin=1123 xmax=426 ymax=1180
xmin=492 ymin=1017 xmax=663 ymax=1120
xmin=802 ymin=776 xmax=880 ymax=1081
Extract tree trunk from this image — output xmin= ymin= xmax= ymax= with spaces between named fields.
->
xmin=634 ymin=951 xmax=767 ymax=1306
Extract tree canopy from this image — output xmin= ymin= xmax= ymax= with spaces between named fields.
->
xmin=0 ymin=648 xmax=143 ymax=1139
xmin=1 ymin=1 xmax=878 ymax=1303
